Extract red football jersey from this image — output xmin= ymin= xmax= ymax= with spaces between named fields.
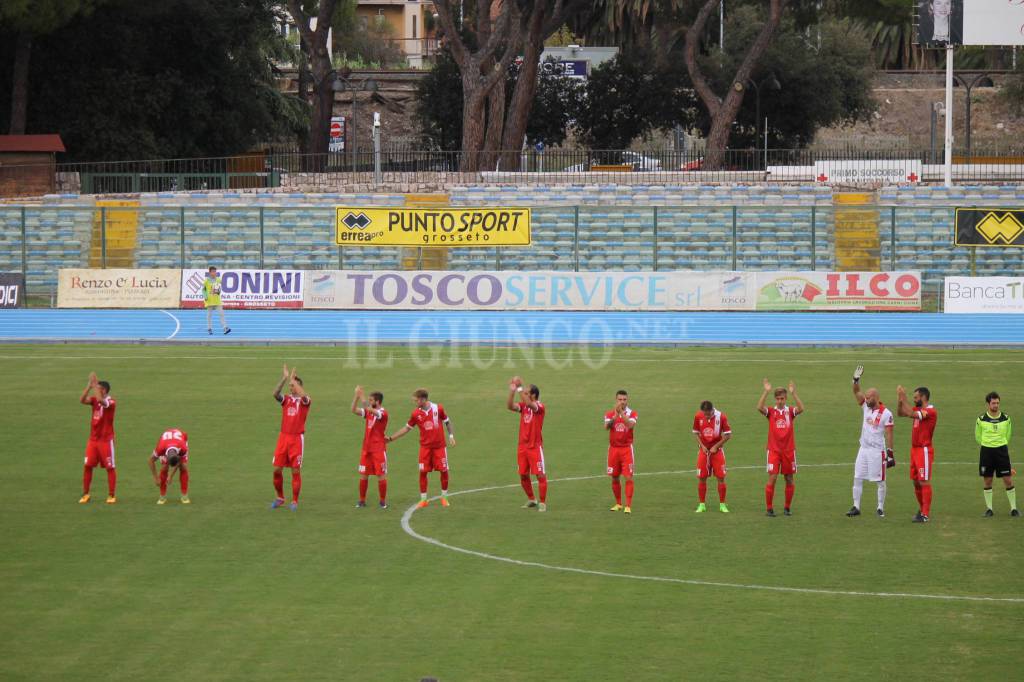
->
xmin=361 ymin=407 xmax=388 ymax=452
xmin=88 ymin=396 xmax=116 ymax=440
xmin=692 ymin=410 xmax=731 ymax=449
xmin=516 ymin=401 xmax=546 ymax=448
xmin=154 ymin=428 xmax=189 ymax=459
xmin=605 ymin=407 xmax=638 ymax=447
xmin=408 ymin=402 xmax=449 ymax=448
xmin=765 ymin=405 xmax=797 ymax=452
xmin=911 ymin=405 xmax=937 ymax=447
xmin=279 ymin=395 xmax=311 ymax=435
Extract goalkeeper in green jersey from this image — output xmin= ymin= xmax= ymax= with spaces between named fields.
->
xmin=976 ymin=391 xmax=1019 ymax=518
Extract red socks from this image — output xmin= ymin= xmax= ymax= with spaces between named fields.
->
xmin=921 ymin=485 xmax=932 ymax=516
xmin=717 ymin=481 xmax=727 ymax=503
xmin=159 ymin=470 xmax=168 ymax=496
xmin=538 ymin=476 xmax=547 ymax=503
xmin=291 ymin=471 xmax=301 ymax=503
xmin=439 ymin=470 xmax=449 ymax=492
xmin=612 ymin=479 xmax=622 ymax=504
xmin=107 ymin=469 xmax=117 ymax=496
xmin=273 ymin=470 xmax=284 ymax=499
xmin=359 ymin=478 xmax=369 ymax=502
xmin=419 ymin=472 xmax=429 ymax=494
xmin=765 ymin=483 xmax=775 ymax=509
xmin=625 ymin=480 xmax=634 ymax=506
xmin=914 ymin=485 xmax=924 ymax=508
xmin=520 ymin=475 xmax=535 ymax=500
xmin=698 ymin=480 xmax=708 ymax=503
xmin=784 ymin=483 xmax=794 ymax=509
xmin=82 ymin=466 xmax=93 ymax=494
xmin=378 ymin=479 xmax=387 ymax=503
xmin=179 ymin=469 xmax=189 ymax=495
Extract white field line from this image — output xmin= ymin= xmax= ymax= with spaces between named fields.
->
xmin=159 ymin=310 xmax=181 ymax=340
xmin=400 ymin=463 xmax=1024 ymax=604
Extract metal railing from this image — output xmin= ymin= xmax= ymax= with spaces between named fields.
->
xmin=3 ymin=146 xmax=1024 ymax=197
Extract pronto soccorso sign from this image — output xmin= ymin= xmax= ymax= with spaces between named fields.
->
xmin=335 ymin=207 xmax=531 ymax=247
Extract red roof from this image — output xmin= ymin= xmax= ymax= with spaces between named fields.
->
xmin=0 ymin=135 xmax=66 ymax=153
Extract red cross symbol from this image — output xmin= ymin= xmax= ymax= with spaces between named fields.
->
xmin=816 ymin=173 xmax=828 ymax=182
xmin=907 ymin=172 xmax=919 ymax=182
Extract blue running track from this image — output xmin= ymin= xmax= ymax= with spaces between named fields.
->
xmin=0 ymin=309 xmax=1022 ymax=346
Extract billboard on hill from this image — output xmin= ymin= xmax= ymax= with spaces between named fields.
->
xmin=963 ymin=0 xmax=1024 ymax=45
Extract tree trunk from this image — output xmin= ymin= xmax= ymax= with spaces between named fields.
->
xmin=499 ymin=31 xmax=544 ymax=171
xmin=684 ymin=0 xmax=787 ymax=169
xmin=460 ymin=84 xmax=488 ymax=171
xmin=287 ymin=0 xmax=337 ymax=171
xmin=9 ymin=31 xmax=32 ymax=135
xmin=481 ymin=68 xmax=506 ymax=171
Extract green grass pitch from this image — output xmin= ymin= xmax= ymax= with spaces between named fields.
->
xmin=2 ymin=344 xmax=1023 ymax=681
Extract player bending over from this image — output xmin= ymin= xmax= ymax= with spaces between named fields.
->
xmin=352 ymin=385 xmax=389 ymax=509
xmin=848 ymin=366 xmax=895 ymax=518
xmin=896 ymin=384 xmax=937 ymax=523
xmin=757 ymin=379 xmax=804 ymax=517
xmin=605 ymin=389 xmax=638 ymax=514
xmin=387 ymin=388 xmax=455 ymax=508
xmin=507 ymin=376 xmax=548 ymax=512
xmin=693 ymin=400 xmax=731 ymax=513
xmin=270 ymin=364 xmax=311 ymax=511
xmin=149 ymin=428 xmax=191 ymax=504
xmin=79 ymin=372 xmax=118 ymax=504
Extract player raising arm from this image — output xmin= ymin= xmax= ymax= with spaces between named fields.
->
xmin=507 ymin=376 xmax=548 ymax=511
xmin=605 ymin=390 xmax=638 ymax=514
xmin=757 ymin=378 xmax=804 ymax=517
xmin=270 ymin=364 xmax=311 ymax=511
xmin=79 ymin=372 xmax=118 ymax=504
xmin=896 ymin=384 xmax=938 ymax=523
xmin=848 ymin=366 xmax=895 ymax=518
xmin=352 ymin=385 xmax=389 ymax=509
xmin=149 ymin=428 xmax=190 ymax=505
xmin=387 ymin=389 xmax=455 ymax=508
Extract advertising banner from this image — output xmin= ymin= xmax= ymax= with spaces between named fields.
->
xmin=303 ymin=270 xmax=756 ymax=311
xmin=814 ymin=159 xmax=922 ymax=185
xmin=963 ymin=0 xmax=1024 ymax=46
xmin=180 ymin=269 xmax=304 ymax=309
xmin=57 ymin=269 xmax=181 ymax=308
xmin=335 ymin=207 xmax=532 ymax=247
xmin=954 ymin=208 xmax=1024 ymax=246
xmin=944 ymin=276 xmax=1024 ymax=313
xmin=917 ymin=0 xmax=963 ymax=46
xmin=755 ymin=271 xmax=922 ymax=311
xmin=0 ymin=272 xmax=26 ymax=308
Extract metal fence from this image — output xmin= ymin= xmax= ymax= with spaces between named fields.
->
xmin=4 ymin=147 xmax=1024 ymax=196
xmin=3 ymin=203 xmax=1020 ymax=308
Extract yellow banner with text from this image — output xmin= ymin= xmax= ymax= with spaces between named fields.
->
xmin=335 ymin=206 xmax=531 ymax=247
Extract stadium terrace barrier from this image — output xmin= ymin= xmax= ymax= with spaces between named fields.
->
xmin=3 ymin=148 xmax=1024 ymax=197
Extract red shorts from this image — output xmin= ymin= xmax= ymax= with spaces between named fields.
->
xmin=607 ymin=445 xmax=635 ymax=477
xmin=84 ymin=438 xmax=116 ymax=469
xmin=359 ymin=449 xmax=387 ymax=476
xmin=767 ymin=449 xmax=796 ymax=475
xmin=518 ymin=446 xmax=546 ymax=476
xmin=273 ymin=433 xmax=305 ymax=468
xmin=910 ymin=445 xmax=934 ymax=482
xmin=419 ymin=446 xmax=448 ymax=473
xmin=697 ymin=449 xmax=727 ymax=478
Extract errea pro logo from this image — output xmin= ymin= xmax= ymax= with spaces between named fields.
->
xmin=955 ymin=208 xmax=1024 ymax=247
xmin=341 ymin=212 xmax=371 ymax=230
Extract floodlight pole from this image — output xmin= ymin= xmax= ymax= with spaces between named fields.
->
xmin=944 ymin=44 xmax=954 ymax=187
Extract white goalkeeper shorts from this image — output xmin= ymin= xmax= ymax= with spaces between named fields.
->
xmin=853 ymin=446 xmax=885 ymax=482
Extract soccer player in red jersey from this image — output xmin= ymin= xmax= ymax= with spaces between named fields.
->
xmin=757 ymin=378 xmax=805 ymax=517
xmin=351 ymin=385 xmax=389 ymax=509
xmin=387 ymin=388 xmax=456 ymax=508
xmin=79 ymin=372 xmax=117 ymax=504
xmin=896 ymin=384 xmax=938 ymax=523
xmin=149 ymin=428 xmax=190 ymax=505
xmin=692 ymin=400 xmax=731 ymax=513
xmin=270 ymin=364 xmax=311 ymax=511
xmin=506 ymin=376 xmax=548 ymax=512
xmin=605 ymin=389 xmax=638 ymax=514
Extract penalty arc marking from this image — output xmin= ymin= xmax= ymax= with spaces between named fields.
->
xmin=400 ymin=463 xmax=1024 ymax=604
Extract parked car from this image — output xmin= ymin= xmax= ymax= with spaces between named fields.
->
xmin=561 ymin=151 xmax=662 ymax=172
